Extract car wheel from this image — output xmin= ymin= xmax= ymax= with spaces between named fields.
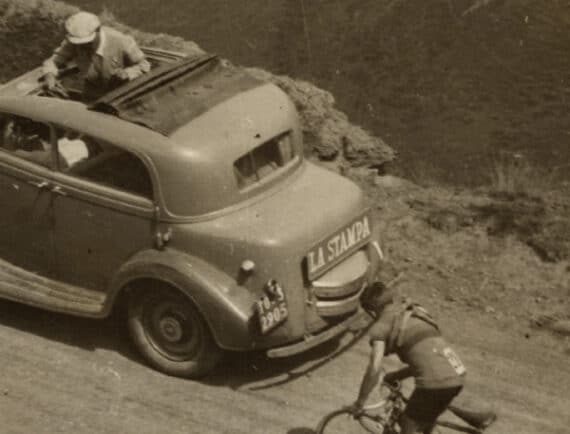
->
xmin=128 ymin=285 xmax=222 ymax=378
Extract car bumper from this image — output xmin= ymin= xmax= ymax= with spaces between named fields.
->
xmin=266 ymin=309 xmax=371 ymax=358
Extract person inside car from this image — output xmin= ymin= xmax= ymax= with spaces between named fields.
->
xmin=42 ymin=11 xmax=150 ymax=101
xmin=1 ymin=117 xmax=52 ymax=166
xmin=352 ymin=282 xmax=497 ymax=434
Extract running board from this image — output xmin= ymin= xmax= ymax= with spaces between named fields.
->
xmin=0 ymin=258 xmax=106 ymax=317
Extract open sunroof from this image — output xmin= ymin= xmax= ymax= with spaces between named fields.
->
xmin=89 ymin=53 xmax=262 ymax=135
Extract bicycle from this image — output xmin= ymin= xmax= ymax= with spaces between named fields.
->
xmin=316 ymin=382 xmax=495 ymax=434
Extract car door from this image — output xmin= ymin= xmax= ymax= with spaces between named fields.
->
xmin=0 ymin=113 xmax=55 ymax=276
xmin=50 ymin=129 xmax=156 ymax=291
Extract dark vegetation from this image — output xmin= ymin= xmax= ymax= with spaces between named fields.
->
xmin=66 ymin=0 xmax=570 ymax=186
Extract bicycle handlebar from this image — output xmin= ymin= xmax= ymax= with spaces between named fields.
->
xmin=346 ymin=381 xmax=403 ymax=415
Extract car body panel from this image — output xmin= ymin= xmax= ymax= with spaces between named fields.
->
xmin=0 ymin=48 xmax=384 ymax=358
xmin=51 ymin=185 xmax=155 ymax=291
xmin=0 ymin=158 xmax=54 ymax=275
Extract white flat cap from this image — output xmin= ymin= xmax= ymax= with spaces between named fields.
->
xmin=65 ymin=12 xmax=101 ymax=44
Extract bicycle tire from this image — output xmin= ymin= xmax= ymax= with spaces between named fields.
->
xmin=315 ymin=408 xmax=374 ymax=434
xmin=315 ymin=408 xmax=351 ymax=434
xmin=316 ymin=408 xmax=392 ymax=434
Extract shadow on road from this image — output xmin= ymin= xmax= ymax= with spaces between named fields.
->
xmin=0 ymin=297 xmax=370 ymax=391
xmin=0 ymin=298 xmax=143 ymax=363
xmin=206 ymin=315 xmax=373 ymax=391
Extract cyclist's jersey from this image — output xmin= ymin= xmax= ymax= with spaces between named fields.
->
xmin=368 ymin=303 xmax=466 ymax=389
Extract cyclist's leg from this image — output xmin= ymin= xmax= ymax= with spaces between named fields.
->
xmin=399 ymin=413 xmax=426 ymax=434
xmin=400 ymin=387 xmax=463 ymax=434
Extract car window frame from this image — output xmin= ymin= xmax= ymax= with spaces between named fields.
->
xmin=0 ymin=111 xmax=58 ymax=170
xmin=0 ymin=110 xmax=159 ymax=217
xmin=49 ymin=124 xmax=158 ymax=208
xmin=49 ymin=170 xmax=156 ymax=217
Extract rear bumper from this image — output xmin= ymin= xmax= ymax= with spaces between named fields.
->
xmin=314 ymin=283 xmax=366 ymax=317
xmin=266 ymin=309 xmax=370 ymax=358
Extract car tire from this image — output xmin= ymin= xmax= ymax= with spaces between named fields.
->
xmin=127 ymin=285 xmax=223 ymax=378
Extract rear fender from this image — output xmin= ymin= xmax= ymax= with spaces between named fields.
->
xmin=106 ymin=248 xmax=256 ymax=351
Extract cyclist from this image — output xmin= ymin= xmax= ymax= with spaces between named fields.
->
xmin=352 ymin=281 xmax=496 ymax=434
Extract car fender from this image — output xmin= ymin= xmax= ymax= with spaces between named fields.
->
xmin=106 ymin=248 xmax=257 ymax=351
xmin=366 ymin=214 xmax=384 ymax=281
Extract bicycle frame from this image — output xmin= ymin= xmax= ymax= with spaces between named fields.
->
xmin=316 ymin=382 xmax=484 ymax=434
xmin=315 ymin=382 xmax=404 ymax=434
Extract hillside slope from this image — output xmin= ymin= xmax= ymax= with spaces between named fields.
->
xmin=1 ymin=0 xmax=567 ymax=361
xmin=0 ymin=1 xmax=568 ymax=433
xmin=65 ymin=0 xmax=570 ymax=185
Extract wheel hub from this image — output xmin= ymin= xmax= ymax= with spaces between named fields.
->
xmin=159 ymin=316 xmax=183 ymax=343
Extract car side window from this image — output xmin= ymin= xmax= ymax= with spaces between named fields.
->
xmin=0 ymin=113 xmax=53 ymax=168
xmin=56 ymin=128 xmax=154 ymax=199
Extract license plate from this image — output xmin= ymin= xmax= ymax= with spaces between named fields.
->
xmin=256 ymin=289 xmax=288 ymax=335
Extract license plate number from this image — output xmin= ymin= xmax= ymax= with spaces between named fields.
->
xmin=256 ymin=293 xmax=288 ymax=335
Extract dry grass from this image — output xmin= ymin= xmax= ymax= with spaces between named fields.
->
xmin=488 ymin=152 xmax=555 ymax=197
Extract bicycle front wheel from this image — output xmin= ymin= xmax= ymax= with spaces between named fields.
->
xmin=316 ymin=409 xmax=390 ymax=434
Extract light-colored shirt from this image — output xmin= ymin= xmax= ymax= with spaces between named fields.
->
xmin=42 ymin=26 xmax=150 ymax=91
xmin=57 ymin=137 xmax=89 ymax=167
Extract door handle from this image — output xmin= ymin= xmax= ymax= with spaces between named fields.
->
xmin=27 ymin=180 xmax=50 ymax=189
xmin=51 ymin=185 xmax=67 ymax=196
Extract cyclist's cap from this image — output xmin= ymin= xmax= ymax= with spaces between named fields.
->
xmin=65 ymin=12 xmax=101 ymax=44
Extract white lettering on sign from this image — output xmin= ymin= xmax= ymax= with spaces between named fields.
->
xmin=307 ymin=214 xmax=371 ymax=278
xmin=308 ymin=248 xmax=326 ymax=275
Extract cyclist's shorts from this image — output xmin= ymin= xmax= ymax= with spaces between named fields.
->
xmin=404 ymin=386 xmax=463 ymax=425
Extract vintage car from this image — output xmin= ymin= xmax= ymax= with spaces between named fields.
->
xmin=0 ymin=48 xmax=384 ymax=378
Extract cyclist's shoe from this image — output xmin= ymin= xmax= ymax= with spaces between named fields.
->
xmin=451 ymin=407 xmax=497 ymax=430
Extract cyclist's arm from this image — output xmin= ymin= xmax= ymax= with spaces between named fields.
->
xmin=355 ymin=340 xmax=385 ymax=407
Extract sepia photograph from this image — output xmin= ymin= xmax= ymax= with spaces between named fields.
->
xmin=0 ymin=1 xmax=568 ymax=433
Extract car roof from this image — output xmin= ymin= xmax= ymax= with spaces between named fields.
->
xmin=90 ymin=54 xmax=264 ymax=135
xmin=0 ymin=51 xmax=302 ymax=217
xmin=0 ymin=96 xmax=174 ymax=155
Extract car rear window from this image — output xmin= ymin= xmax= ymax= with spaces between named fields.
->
xmin=233 ymin=132 xmax=296 ymax=189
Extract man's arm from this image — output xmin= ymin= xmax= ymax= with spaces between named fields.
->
xmin=42 ymin=40 xmax=75 ymax=77
xmin=354 ymin=340 xmax=386 ymax=409
xmin=120 ymin=36 xmax=151 ymax=80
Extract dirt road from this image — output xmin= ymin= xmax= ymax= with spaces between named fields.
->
xmin=0 ymin=297 xmax=568 ymax=434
